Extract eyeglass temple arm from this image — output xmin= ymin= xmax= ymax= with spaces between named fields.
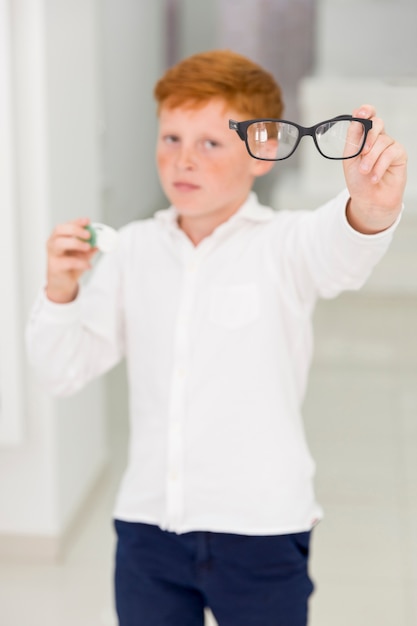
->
xmin=229 ymin=119 xmax=245 ymax=141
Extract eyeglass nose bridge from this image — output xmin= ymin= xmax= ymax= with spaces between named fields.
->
xmin=292 ymin=117 xmax=349 ymax=153
xmin=229 ymin=118 xmax=333 ymax=159
xmin=295 ymin=122 xmax=330 ymax=158
xmin=307 ymin=115 xmax=371 ymax=160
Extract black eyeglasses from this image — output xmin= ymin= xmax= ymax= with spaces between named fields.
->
xmin=229 ymin=115 xmax=373 ymax=161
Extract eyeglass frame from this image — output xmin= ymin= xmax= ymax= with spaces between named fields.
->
xmin=229 ymin=114 xmax=373 ymax=161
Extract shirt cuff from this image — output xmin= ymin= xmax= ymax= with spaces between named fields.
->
xmin=30 ymin=286 xmax=82 ymax=324
xmin=339 ymin=188 xmax=404 ymax=240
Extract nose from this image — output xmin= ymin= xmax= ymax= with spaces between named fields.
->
xmin=176 ymin=143 xmax=197 ymax=170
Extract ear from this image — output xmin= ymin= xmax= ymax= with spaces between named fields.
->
xmin=251 ymin=158 xmax=276 ymax=178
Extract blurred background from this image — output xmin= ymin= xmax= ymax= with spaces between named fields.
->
xmin=0 ymin=1 xmax=416 ymax=625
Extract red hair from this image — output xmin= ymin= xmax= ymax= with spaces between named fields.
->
xmin=154 ymin=49 xmax=284 ymax=119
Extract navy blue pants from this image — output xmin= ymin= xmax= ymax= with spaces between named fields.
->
xmin=114 ymin=520 xmax=314 ymax=626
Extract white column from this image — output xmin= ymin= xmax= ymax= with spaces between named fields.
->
xmin=0 ymin=0 xmax=24 ymax=444
xmin=0 ymin=0 xmax=107 ymax=560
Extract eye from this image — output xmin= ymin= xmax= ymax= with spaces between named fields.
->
xmin=202 ymin=139 xmax=219 ymax=150
xmin=163 ymin=134 xmax=180 ymax=144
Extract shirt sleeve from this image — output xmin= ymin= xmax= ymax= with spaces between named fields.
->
xmin=269 ymin=188 xmax=403 ymax=306
xmin=25 ymin=247 xmax=125 ymax=397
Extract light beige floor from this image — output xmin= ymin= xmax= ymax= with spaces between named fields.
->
xmin=0 ymin=292 xmax=416 ymax=625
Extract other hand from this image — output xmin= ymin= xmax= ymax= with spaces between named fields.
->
xmin=46 ymin=218 xmax=97 ymax=303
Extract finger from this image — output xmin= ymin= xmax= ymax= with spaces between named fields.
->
xmin=365 ymin=140 xmax=407 ymax=184
xmin=344 ymin=118 xmax=372 ymax=158
xmin=51 ymin=254 xmax=94 ymax=273
xmin=48 ymin=235 xmax=93 ymax=255
xmin=48 ymin=219 xmax=97 ymax=254
xmin=360 ymin=116 xmax=385 ymax=156
xmin=58 ymin=235 xmax=93 ymax=253
xmin=52 ymin=219 xmax=92 ymax=241
xmin=352 ymin=104 xmax=376 ymax=120
xmin=358 ymin=134 xmax=396 ymax=178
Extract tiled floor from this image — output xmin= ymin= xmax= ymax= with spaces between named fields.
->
xmin=1 ymin=292 xmax=416 ymax=625
xmin=305 ymin=293 xmax=417 ymax=626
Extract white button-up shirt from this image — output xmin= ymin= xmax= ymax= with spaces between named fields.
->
xmin=26 ymin=191 xmax=399 ymax=535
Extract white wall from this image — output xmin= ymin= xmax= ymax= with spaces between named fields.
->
xmin=0 ymin=0 xmax=107 ymax=556
xmin=0 ymin=0 xmax=24 ymax=445
xmin=100 ymin=0 xmax=166 ymax=227
xmin=315 ymin=0 xmax=417 ymax=79
xmin=178 ymin=0 xmax=218 ymax=61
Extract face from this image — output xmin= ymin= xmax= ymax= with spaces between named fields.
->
xmin=156 ymin=99 xmax=272 ymax=235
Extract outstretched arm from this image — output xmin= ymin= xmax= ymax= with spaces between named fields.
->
xmin=343 ymin=104 xmax=407 ymax=234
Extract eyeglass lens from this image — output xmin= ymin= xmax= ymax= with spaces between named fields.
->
xmin=246 ymin=119 xmax=366 ymax=160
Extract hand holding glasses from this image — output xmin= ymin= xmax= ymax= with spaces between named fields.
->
xmin=229 ymin=115 xmax=373 ymax=161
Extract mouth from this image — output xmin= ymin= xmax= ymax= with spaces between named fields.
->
xmin=173 ymin=181 xmax=200 ymax=192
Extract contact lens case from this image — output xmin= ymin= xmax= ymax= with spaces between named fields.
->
xmin=85 ymin=223 xmax=119 ymax=253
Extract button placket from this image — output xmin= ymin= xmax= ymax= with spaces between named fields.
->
xmin=165 ymin=248 xmax=201 ymax=529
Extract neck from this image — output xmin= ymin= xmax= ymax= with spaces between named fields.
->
xmin=177 ymin=197 xmax=250 ymax=246
xmin=178 ymin=215 xmax=218 ymax=246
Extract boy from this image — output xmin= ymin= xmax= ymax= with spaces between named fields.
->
xmin=26 ymin=50 xmax=407 ymax=626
